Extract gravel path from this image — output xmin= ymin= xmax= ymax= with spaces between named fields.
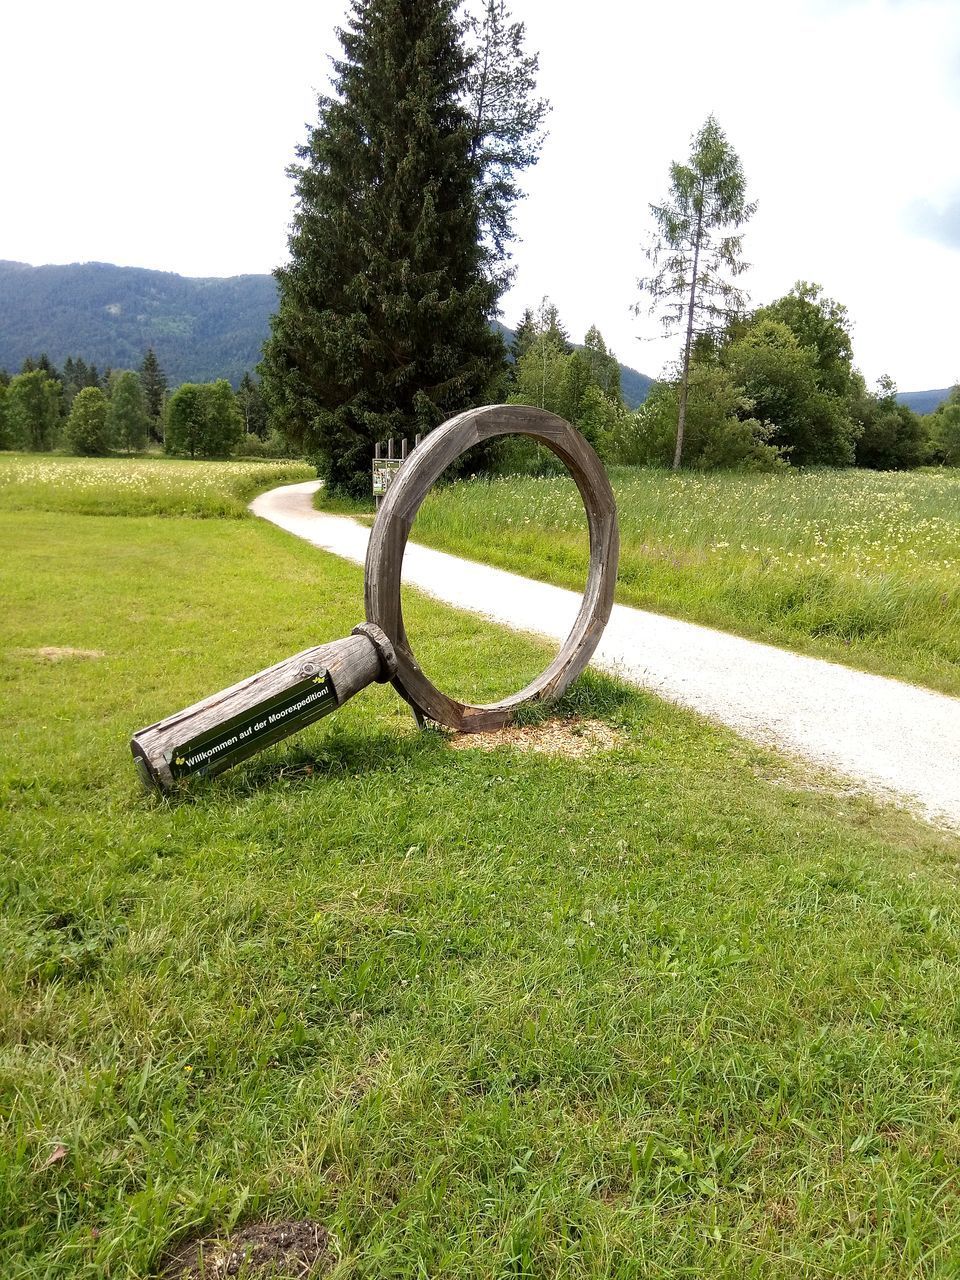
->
xmin=252 ymin=480 xmax=960 ymax=831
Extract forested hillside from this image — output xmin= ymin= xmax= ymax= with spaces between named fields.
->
xmin=0 ymin=262 xmax=654 ymax=402
xmin=897 ymin=387 xmax=952 ymax=414
xmin=0 ymin=261 xmax=276 ymax=386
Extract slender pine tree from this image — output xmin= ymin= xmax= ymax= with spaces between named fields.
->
xmin=635 ymin=116 xmax=755 ymax=469
xmin=261 ymin=0 xmax=504 ymax=496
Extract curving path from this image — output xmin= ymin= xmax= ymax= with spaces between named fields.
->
xmin=252 ymin=480 xmax=960 ymax=832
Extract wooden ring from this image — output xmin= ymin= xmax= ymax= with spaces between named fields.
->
xmin=364 ymin=405 xmax=619 ymax=732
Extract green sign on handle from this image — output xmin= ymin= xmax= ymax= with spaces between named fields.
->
xmin=169 ymin=672 xmax=336 ymax=779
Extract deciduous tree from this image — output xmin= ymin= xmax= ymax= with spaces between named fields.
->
xmin=927 ymin=385 xmax=960 ymax=465
xmin=165 ymin=381 xmax=242 ymax=458
xmin=108 ymin=370 xmax=151 ymax=454
xmin=6 ymin=370 xmax=61 ymax=451
xmin=508 ymin=306 xmax=625 ymax=449
xmin=65 ymin=386 xmax=111 ymax=455
xmin=723 ymin=317 xmax=858 ymax=466
xmin=756 ymin=282 xmax=854 ymax=399
xmin=0 ymin=380 xmax=9 ymax=450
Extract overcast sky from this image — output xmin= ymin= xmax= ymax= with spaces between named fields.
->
xmin=1 ymin=0 xmax=957 ymax=390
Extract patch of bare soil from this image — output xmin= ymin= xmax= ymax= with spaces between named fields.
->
xmin=161 ymin=1220 xmax=332 ymax=1279
xmin=20 ymin=647 xmax=106 ymax=662
xmin=447 ymin=717 xmax=623 ymax=759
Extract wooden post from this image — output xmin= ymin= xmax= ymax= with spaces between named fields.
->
xmin=130 ymin=623 xmax=396 ymax=792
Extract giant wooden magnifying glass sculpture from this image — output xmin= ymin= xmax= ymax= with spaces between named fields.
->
xmin=131 ymin=405 xmax=619 ymax=792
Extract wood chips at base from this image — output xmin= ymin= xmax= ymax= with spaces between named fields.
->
xmin=446 ymin=718 xmax=623 ymax=759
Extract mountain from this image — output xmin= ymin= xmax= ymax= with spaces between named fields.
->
xmin=618 ymin=364 xmax=654 ymax=409
xmin=0 ymin=260 xmax=654 ymax=403
xmin=0 ymin=260 xmax=277 ymax=386
xmin=897 ymin=387 xmax=953 ymax=415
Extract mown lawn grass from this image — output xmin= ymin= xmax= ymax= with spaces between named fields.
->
xmin=3 ymin=470 xmax=960 ymax=1277
xmin=393 ymin=465 xmax=960 ymax=698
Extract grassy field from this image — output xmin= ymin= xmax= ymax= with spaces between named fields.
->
xmin=399 ymin=465 xmax=960 ymax=697
xmin=4 ymin=457 xmax=960 ymax=1277
xmin=0 ymin=455 xmax=316 ymax=519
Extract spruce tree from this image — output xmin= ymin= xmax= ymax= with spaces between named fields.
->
xmin=583 ymin=326 xmax=623 ymax=404
xmin=261 ymin=0 xmax=503 ymax=497
xmin=538 ymin=299 xmax=571 ymax=353
xmin=237 ymin=372 xmax=270 ymax=439
xmin=510 ymin=307 xmax=537 ymax=364
xmin=139 ymin=348 xmax=168 ymax=441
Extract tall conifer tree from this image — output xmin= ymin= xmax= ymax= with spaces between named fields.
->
xmin=261 ymin=0 xmax=503 ymax=496
xmin=139 ymin=348 xmax=168 ymax=441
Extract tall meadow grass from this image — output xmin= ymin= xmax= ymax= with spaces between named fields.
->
xmin=0 ymin=454 xmax=315 ymax=518
xmin=411 ymin=466 xmax=960 ymax=695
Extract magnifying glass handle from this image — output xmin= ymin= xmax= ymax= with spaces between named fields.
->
xmin=130 ymin=622 xmax=396 ymax=792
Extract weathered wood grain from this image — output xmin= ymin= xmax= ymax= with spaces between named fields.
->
xmin=130 ymin=406 xmax=617 ymax=788
xmin=364 ymin=405 xmax=619 ymax=731
xmin=131 ymin=623 xmax=396 ymax=791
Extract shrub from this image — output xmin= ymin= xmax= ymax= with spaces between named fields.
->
xmin=233 ymin=428 xmax=299 ymax=459
xmin=612 ymin=365 xmax=783 ymax=470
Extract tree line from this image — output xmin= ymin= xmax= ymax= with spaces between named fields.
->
xmin=621 ymin=282 xmax=959 ymax=471
xmin=3 ymin=2 xmax=955 ymax=480
xmin=629 ymin=115 xmax=957 ymax=471
xmin=0 ymin=350 xmax=165 ymax=455
xmin=255 ymin=5 xmax=957 ymax=486
xmin=496 ymin=290 xmax=959 ymax=473
xmin=0 ymin=349 xmax=280 ymax=459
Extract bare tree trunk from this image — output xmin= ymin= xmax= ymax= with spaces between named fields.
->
xmin=674 ymin=203 xmax=704 ymax=471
